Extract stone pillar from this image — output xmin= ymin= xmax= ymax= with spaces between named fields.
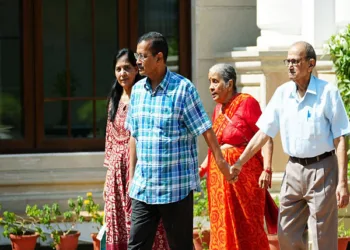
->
xmin=335 ymin=0 xmax=350 ymax=31
xmin=257 ymin=0 xmax=337 ymax=49
xmin=301 ymin=0 xmax=336 ymax=47
xmin=257 ymin=0 xmax=302 ymax=49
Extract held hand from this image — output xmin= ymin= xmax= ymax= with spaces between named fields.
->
xmin=259 ymin=170 xmax=272 ymax=189
xmin=227 ymin=161 xmax=242 ymax=184
xmin=336 ymin=183 xmax=350 ymax=208
xmin=217 ymin=160 xmax=237 ymax=183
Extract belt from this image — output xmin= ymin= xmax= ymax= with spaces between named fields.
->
xmin=289 ymin=150 xmax=335 ymax=166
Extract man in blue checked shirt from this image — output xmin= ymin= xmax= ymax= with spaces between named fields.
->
xmin=125 ymin=32 xmax=235 ymax=250
xmin=231 ymin=41 xmax=350 ymax=250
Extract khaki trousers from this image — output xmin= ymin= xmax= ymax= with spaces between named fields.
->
xmin=278 ymin=155 xmax=338 ymax=250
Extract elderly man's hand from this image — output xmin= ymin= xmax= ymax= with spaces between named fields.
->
xmin=337 ymin=183 xmax=350 ymax=208
xmin=227 ymin=161 xmax=242 ymax=184
xmin=216 ymin=160 xmax=238 ymax=183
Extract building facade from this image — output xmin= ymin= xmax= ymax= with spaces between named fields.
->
xmin=0 ymin=0 xmax=349 ymax=221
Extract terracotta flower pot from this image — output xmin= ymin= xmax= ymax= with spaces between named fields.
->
xmin=53 ymin=231 xmax=81 ymax=250
xmin=10 ymin=233 xmax=39 ymax=250
xmin=338 ymin=237 xmax=350 ymax=250
xmin=267 ymin=234 xmax=280 ymax=250
xmin=91 ymin=233 xmax=101 ymax=250
xmin=193 ymin=229 xmax=210 ymax=250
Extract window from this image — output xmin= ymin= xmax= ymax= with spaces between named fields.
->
xmin=0 ymin=0 xmax=191 ymax=153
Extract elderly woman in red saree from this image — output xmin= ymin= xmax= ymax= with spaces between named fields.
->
xmin=199 ymin=63 xmax=276 ymax=250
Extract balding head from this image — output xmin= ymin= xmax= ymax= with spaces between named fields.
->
xmin=290 ymin=41 xmax=317 ymax=63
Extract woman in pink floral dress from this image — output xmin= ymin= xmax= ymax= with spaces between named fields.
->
xmin=103 ymin=48 xmax=169 ymax=250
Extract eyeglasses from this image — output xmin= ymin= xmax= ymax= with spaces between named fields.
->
xmin=283 ymin=58 xmax=306 ymax=66
xmin=134 ymin=53 xmax=149 ymax=62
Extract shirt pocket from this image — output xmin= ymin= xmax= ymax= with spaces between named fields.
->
xmin=158 ymin=106 xmax=173 ymax=128
xmin=301 ymin=117 xmax=322 ymax=139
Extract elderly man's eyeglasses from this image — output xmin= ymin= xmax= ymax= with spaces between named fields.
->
xmin=134 ymin=53 xmax=149 ymax=61
xmin=283 ymin=58 xmax=306 ymax=66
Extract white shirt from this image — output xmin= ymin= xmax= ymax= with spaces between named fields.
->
xmin=257 ymin=75 xmax=350 ymax=158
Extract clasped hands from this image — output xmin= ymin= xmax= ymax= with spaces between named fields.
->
xmin=218 ymin=159 xmax=242 ymax=184
xmin=221 ymin=159 xmax=271 ymax=188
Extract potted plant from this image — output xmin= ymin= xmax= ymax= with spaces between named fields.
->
xmin=83 ymin=192 xmax=104 ymax=250
xmin=0 ymin=204 xmax=47 ymax=250
xmin=33 ymin=198 xmax=83 ymax=250
xmin=193 ymin=179 xmax=210 ymax=250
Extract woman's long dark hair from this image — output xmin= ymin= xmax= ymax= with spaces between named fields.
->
xmin=107 ymin=48 xmax=141 ymax=122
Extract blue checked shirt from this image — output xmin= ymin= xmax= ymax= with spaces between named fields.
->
xmin=125 ymin=69 xmax=212 ymax=204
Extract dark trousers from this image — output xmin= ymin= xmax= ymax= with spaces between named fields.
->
xmin=128 ymin=191 xmax=194 ymax=250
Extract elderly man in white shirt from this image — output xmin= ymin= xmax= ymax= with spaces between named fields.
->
xmin=230 ymin=41 xmax=350 ymax=250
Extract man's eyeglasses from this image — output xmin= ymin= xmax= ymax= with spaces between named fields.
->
xmin=134 ymin=53 xmax=148 ymax=61
xmin=283 ymin=58 xmax=306 ymax=66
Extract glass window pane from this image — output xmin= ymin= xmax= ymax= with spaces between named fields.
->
xmin=44 ymin=101 xmax=68 ymax=138
xmin=41 ymin=0 xmax=117 ymax=141
xmin=95 ymin=99 xmax=107 ymax=138
xmin=138 ymin=0 xmax=179 ymax=72
xmin=42 ymin=0 xmax=66 ymax=98
xmin=45 ymin=101 xmax=99 ymax=139
xmin=0 ymin=39 xmax=22 ymax=139
xmin=0 ymin=0 xmax=20 ymax=37
xmin=95 ymin=0 xmax=118 ymax=97
xmin=68 ymin=1 xmax=92 ymax=98
xmin=73 ymin=101 xmax=93 ymax=138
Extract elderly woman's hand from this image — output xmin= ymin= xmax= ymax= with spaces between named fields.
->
xmin=258 ymin=169 xmax=272 ymax=189
xmin=228 ymin=160 xmax=242 ymax=184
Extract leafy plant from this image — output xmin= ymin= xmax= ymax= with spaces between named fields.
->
xmin=194 ymin=179 xmax=209 ymax=217
xmin=0 ymin=205 xmax=47 ymax=241
xmin=193 ymin=178 xmax=209 ymax=250
xmin=338 ymin=209 xmax=350 ymax=238
xmin=50 ymin=196 xmax=84 ymax=246
xmin=26 ymin=197 xmax=84 ymax=247
xmin=83 ymin=192 xmax=104 ymax=232
xmin=326 ymin=24 xmax=350 ymax=117
xmin=326 ymin=24 xmax=350 ymax=163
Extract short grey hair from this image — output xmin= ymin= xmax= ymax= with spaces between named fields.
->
xmin=209 ymin=63 xmax=237 ymax=92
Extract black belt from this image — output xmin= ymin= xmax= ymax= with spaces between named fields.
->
xmin=289 ymin=150 xmax=335 ymax=166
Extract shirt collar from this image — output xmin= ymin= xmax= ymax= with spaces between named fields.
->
xmin=144 ymin=68 xmax=171 ymax=93
xmin=290 ymin=75 xmax=317 ymax=99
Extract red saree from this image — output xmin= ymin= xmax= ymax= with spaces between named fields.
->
xmin=205 ymin=93 xmax=269 ymax=250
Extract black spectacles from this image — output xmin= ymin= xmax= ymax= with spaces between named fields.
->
xmin=283 ymin=58 xmax=307 ymax=66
